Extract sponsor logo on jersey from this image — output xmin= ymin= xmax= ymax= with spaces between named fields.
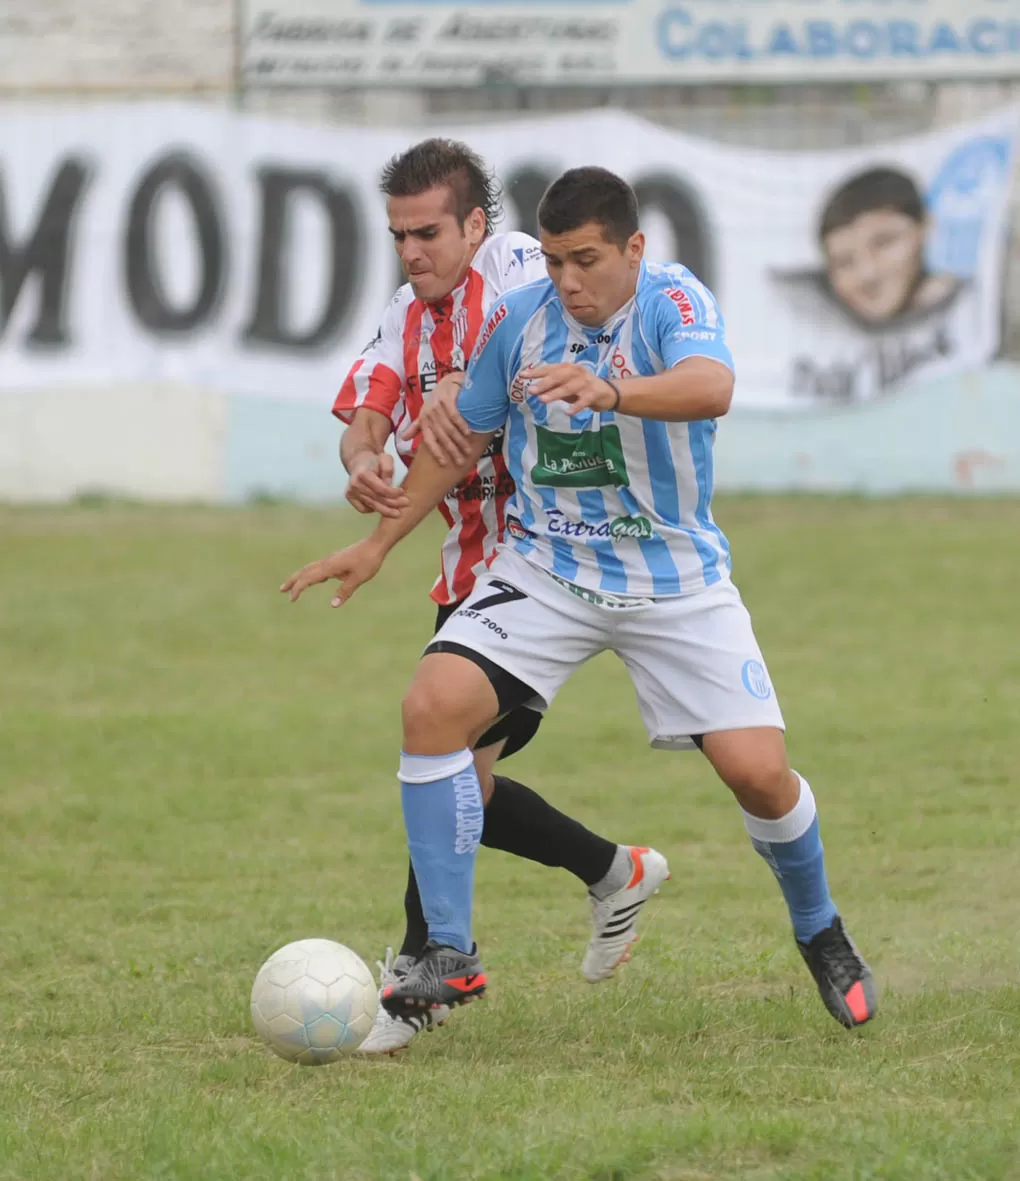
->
xmin=673 ymin=329 xmax=717 ymax=343
xmin=361 ymin=326 xmax=382 ymax=353
xmin=509 ymin=245 xmax=544 ymax=270
xmin=665 ymin=287 xmax=696 ymax=325
xmin=532 ymin=425 xmax=629 ymax=489
xmin=506 ymin=515 xmax=534 ymax=542
xmin=509 ymin=374 xmax=531 ymax=403
xmin=477 ymin=303 xmax=507 ymax=352
xmin=570 ymin=333 xmax=611 ymax=354
xmin=609 ymin=514 xmax=653 ymax=540
xmin=610 ymin=348 xmax=634 ymax=378
xmin=544 ymin=509 xmax=656 ymax=542
xmin=450 ymin=471 xmax=516 ymax=503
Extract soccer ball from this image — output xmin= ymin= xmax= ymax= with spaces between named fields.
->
xmin=250 ymin=938 xmax=378 ymax=1064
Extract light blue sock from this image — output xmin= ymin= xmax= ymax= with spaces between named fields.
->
xmin=743 ymin=775 xmax=838 ymax=944
xmin=398 ymin=750 xmax=484 ymax=954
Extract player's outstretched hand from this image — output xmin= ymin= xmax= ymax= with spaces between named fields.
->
xmin=346 ymin=451 xmax=408 ymax=518
xmin=526 ymin=364 xmax=616 ymax=415
xmin=401 ymin=372 xmax=471 ymax=467
xmin=280 ymin=539 xmax=385 ymax=608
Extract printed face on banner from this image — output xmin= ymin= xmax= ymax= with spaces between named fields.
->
xmin=825 ymin=207 xmax=930 ymax=324
xmin=771 ymin=136 xmax=1012 ymax=406
xmin=814 ymin=168 xmax=958 ymax=326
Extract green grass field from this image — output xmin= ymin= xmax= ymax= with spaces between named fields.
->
xmin=2 ymin=498 xmax=1019 ymax=1181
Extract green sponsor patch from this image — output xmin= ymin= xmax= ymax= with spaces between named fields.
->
xmin=609 ymin=514 xmax=653 ymax=540
xmin=532 ymin=425 xmax=629 ymax=489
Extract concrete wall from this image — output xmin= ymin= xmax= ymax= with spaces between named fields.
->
xmin=3 ymin=366 xmax=1017 ymax=503
xmin=0 ymin=0 xmax=233 ymax=93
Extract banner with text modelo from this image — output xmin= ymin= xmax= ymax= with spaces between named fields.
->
xmin=242 ymin=0 xmax=1020 ymax=88
xmin=0 ymin=102 xmax=1016 ymax=410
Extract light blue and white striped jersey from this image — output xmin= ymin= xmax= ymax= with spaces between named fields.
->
xmin=457 ymin=260 xmax=733 ymax=598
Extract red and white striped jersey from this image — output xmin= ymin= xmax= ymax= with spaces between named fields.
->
xmin=333 ymin=231 xmax=547 ymax=605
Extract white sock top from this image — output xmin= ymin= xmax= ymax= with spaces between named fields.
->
xmin=398 ymin=748 xmax=474 ymax=784
xmin=741 ymin=774 xmax=817 ymax=844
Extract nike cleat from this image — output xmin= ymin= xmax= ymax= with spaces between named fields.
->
xmin=357 ymin=948 xmax=450 ymax=1055
xmin=797 ymin=915 xmax=878 ymax=1029
xmin=381 ymin=940 xmax=487 ymax=1017
xmin=583 ymin=846 xmax=671 ymax=983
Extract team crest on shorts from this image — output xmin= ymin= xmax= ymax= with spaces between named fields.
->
xmin=741 ymin=659 xmax=772 ymax=700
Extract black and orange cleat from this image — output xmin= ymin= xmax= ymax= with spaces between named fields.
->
xmin=381 ymin=940 xmax=487 ymax=1017
xmin=798 ymin=916 xmax=878 ymax=1029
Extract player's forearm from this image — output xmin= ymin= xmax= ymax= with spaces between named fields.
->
xmin=615 ymin=359 xmax=734 ymax=422
xmin=368 ymin=431 xmax=494 ymax=555
xmin=339 ymin=408 xmax=392 ymax=473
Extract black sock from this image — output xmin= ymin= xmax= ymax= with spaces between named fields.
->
xmin=397 ymin=775 xmax=618 ymax=957
xmin=398 ymin=860 xmax=429 ymax=960
xmin=481 ymin=775 xmax=617 ymax=887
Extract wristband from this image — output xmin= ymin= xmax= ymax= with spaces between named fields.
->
xmin=603 ymin=378 xmax=623 ymax=412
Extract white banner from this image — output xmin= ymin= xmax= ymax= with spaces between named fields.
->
xmin=242 ymin=0 xmax=1020 ymax=87
xmin=0 ymin=102 xmax=1016 ymax=411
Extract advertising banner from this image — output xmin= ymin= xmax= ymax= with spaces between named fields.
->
xmin=1 ymin=103 xmax=1016 ymax=410
xmin=242 ymin=0 xmax=1020 ymax=88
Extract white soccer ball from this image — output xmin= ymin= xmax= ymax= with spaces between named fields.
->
xmin=250 ymin=938 xmax=378 ymax=1064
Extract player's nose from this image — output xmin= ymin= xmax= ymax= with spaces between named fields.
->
xmin=559 ymin=267 xmax=584 ymax=294
xmin=855 ymin=255 xmax=881 ymax=285
xmin=400 ymin=239 xmax=426 ymax=266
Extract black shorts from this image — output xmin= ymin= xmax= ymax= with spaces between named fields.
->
xmin=432 ymin=600 xmax=542 ymax=761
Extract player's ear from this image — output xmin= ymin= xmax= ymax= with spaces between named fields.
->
xmin=465 ymin=206 xmax=486 ymax=247
xmin=626 ymin=230 xmax=645 ymax=268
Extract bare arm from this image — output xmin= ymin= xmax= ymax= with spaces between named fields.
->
xmin=527 ymin=356 xmax=733 ymax=422
xmin=282 ymin=429 xmax=496 ymax=606
xmin=339 ymin=408 xmax=409 ymax=518
xmin=613 ymin=357 xmax=733 ymax=421
xmin=367 ymin=428 xmax=494 ymax=556
xmin=339 ymin=407 xmax=391 ymax=472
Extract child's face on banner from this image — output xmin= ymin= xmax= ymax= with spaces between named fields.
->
xmin=822 ymin=207 xmax=927 ymax=325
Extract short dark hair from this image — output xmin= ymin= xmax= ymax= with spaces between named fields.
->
xmin=819 ymin=167 xmax=926 ymax=243
xmin=537 ymin=167 xmax=639 ymax=248
xmin=380 ymin=138 xmax=501 ymax=235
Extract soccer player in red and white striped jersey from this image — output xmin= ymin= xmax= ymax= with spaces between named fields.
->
xmin=328 ymin=140 xmax=662 ymax=1054
xmin=334 ymin=223 xmax=542 ymax=604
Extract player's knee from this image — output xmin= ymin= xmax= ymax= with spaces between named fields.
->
xmin=724 ymin=758 xmax=799 ymax=819
xmin=724 ymin=757 xmax=789 ymax=801
xmin=705 ymin=732 xmax=793 ymax=813
xmin=401 ymin=678 xmax=476 ymax=752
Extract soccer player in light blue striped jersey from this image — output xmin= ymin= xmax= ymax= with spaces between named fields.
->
xmin=283 ymin=166 xmax=877 ymax=1033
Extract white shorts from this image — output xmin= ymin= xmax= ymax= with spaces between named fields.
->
xmin=429 ymin=548 xmax=785 ymax=751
